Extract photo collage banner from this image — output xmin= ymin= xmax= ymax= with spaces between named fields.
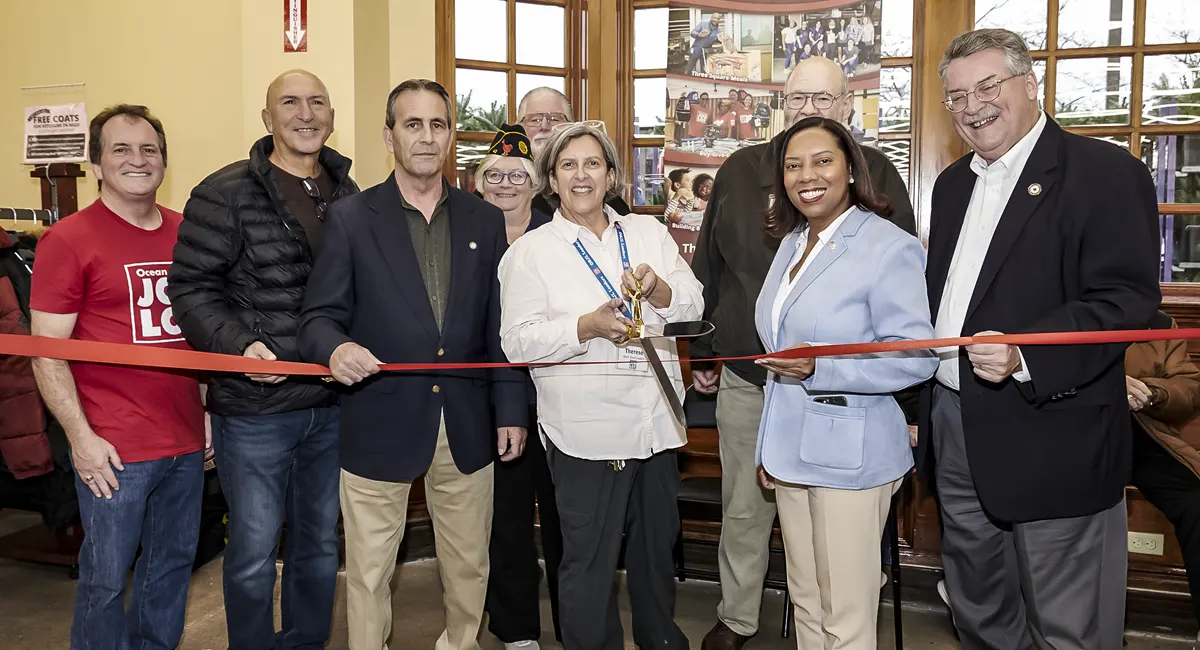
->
xmin=664 ymin=0 xmax=884 ymax=262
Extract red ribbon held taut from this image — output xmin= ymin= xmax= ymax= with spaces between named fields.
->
xmin=2 ymin=329 xmax=1200 ymax=377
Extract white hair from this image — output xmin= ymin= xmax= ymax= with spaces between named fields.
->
xmin=939 ymin=28 xmax=1034 ymax=85
xmin=516 ymin=87 xmax=573 ymax=121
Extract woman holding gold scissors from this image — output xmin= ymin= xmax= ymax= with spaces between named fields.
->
xmin=498 ymin=121 xmax=701 ymax=650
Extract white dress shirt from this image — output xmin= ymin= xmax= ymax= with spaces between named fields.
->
xmin=498 ymin=205 xmax=704 ymax=461
xmin=770 ymin=206 xmax=855 ymax=343
xmin=933 ymin=112 xmax=1046 ymax=390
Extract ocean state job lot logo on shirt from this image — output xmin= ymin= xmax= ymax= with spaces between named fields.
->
xmin=124 ymin=262 xmax=185 ymax=344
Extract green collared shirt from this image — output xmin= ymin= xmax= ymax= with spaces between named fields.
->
xmin=400 ymin=182 xmax=451 ymax=331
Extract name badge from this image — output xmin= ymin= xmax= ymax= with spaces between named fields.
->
xmin=618 ymin=344 xmax=649 ymax=373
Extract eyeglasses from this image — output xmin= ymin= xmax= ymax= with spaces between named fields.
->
xmin=944 ymin=74 xmax=1021 ymax=113
xmin=520 ymin=112 xmax=569 ymax=128
xmin=300 ymin=178 xmax=327 ymax=221
xmin=483 ymin=169 xmax=531 ymax=185
xmin=551 ymin=119 xmax=608 ymax=134
xmin=784 ymin=92 xmax=841 ymax=111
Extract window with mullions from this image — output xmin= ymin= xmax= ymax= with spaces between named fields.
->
xmin=973 ymin=0 xmax=1200 ymax=283
xmin=629 ymin=1 xmax=669 ymax=212
xmin=448 ymin=0 xmax=577 ymax=191
xmin=879 ymin=0 xmax=914 ymax=189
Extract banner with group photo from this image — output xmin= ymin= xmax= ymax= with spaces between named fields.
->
xmin=664 ymin=0 xmax=884 ymax=262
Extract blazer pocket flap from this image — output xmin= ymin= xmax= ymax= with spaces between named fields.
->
xmin=798 ymin=402 xmax=867 ymax=471
xmin=356 ymin=376 xmax=403 ymax=394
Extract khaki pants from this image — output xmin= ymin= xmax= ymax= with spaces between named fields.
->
xmin=714 ymin=370 xmax=777 ymax=636
xmin=340 ymin=420 xmax=494 ymax=650
xmin=775 ymin=478 xmax=900 ymax=650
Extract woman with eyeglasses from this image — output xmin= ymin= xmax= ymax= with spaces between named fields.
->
xmin=753 ymin=116 xmax=936 ymax=650
xmin=498 ymin=122 xmax=700 ymax=650
xmin=476 ymin=124 xmax=563 ymax=650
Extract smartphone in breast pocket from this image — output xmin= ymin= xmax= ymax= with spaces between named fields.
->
xmin=812 ymin=396 xmax=848 ymax=407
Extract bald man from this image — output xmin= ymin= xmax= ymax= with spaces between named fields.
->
xmin=169 ymin=69 xmax=360 ymax=650
xmin=690 ymin=56 xmax=916 ymax=650
xmin=515 ymin=86 xmax=632 ymax=217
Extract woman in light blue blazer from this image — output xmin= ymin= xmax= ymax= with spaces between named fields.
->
xmin=752 ymin=116 xmax=937 ymax=650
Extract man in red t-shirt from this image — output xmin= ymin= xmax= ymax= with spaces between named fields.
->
xmin=30 ymin=104 xmax=207 ymax=650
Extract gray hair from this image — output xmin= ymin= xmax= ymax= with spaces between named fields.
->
xmin=473 ymin=154 xmax=538 ymax=190
xmin=938 ymin=28 xmax=1033 ymax=85
xmin=533 ymin=123 xmax=626 ymax=201
xmin=386 ymin=79 xmax=452 ymax=129
xmin=517 ymin=87 xmax=573 ymax=121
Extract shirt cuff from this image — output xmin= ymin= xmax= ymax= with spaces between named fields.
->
xmin=648 ymin=281 xmax=681 ymax=321
xmin=1013 ymin=347 xmax=1032 ymax=383
xmin=570 ymin=318 xmax=592 ymax=353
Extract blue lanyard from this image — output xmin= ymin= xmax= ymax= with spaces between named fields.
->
xmin=572 ymin=223 xmax=633 ymax=320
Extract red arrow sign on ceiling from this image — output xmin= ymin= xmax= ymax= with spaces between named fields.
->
xmin=284 ymin=0 xmax=308 ymax=53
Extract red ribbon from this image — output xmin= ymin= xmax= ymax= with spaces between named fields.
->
xmin=3 ymin=328 xmax=1200 ymax=377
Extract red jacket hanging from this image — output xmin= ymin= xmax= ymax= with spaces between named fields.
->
xmin=0 ymin=228 xmax=51 ymax=479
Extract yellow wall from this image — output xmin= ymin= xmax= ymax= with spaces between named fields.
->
xmin=0 ymin=0 xmax=437 ymax=217
xmin=0 ymin=0 xmax=244 ymax=212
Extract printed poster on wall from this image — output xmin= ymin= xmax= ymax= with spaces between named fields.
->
xmin=23 ymin=103 xmax=88 ymax=164
xmin=663 ymin=0 xmax=884 ymax=262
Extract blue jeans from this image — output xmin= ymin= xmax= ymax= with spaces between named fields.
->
xmin=212 ymin=407 xmax=341 ymax=650
xmin=71 ymin=451 xmax=204 ymax=650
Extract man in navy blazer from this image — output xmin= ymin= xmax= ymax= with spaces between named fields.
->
xmin=922 ymin=30 xmax=1160 ymax=650
xmin=298 ymin=79 xmax=527 ymax=650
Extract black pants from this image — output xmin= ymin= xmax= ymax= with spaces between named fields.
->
xmin=546 ymin=440 xmax=690 ymax=650
xmin=1130 ymin=425 xmax=1200 ymax=625
xmin=486 ymin=408 xmax=564 ymax=643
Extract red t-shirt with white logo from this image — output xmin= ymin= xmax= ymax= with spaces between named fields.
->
xmin=30 ymin=199 xmax=205 ymax=463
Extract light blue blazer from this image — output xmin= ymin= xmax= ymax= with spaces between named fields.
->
xmin=754 ymin=207 xmax=938 ymax=491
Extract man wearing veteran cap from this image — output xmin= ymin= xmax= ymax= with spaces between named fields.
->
xmin=476 ymin=125 xmax=563 ymax=650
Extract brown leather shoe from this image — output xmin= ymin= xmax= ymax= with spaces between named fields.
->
xmin=700 ymin=620 xmax=751 ymax=650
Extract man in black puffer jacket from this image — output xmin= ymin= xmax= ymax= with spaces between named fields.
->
xmin=167 ymin=69 xmax=358 ymax=650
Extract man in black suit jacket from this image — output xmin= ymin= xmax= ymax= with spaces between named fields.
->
xmin=922 ymin=29 xmax=1160 ymax=650
xmin=297 ymin=79 xmax=527 ymax=650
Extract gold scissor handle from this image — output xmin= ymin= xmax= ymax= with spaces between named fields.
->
xmin=625 ymin=275 xmax=645 ymax=341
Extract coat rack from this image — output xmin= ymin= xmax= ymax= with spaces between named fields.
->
xmin=30 ymin=163 xmax=85 ymax=223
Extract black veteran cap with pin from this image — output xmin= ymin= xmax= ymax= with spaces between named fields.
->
xmin=486 ymin=124 xmax=534 ymax=160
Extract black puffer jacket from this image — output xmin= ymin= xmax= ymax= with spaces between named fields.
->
xmin=168 ymin=136 xmax=359 ymax=416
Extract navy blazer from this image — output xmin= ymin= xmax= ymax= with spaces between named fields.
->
xmin=298 ymin=176 xmax=527 ymax=483
xmin=754 ymin=208 xmax=936 ymax=490
xmin=919 ymin=115 xmax=1160 ymax=523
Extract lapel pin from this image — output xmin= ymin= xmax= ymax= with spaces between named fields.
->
xmin=828 ymin=242 xmax=837 ymax=250
xmin=1027 ymin=183 xmax=1042 ymax=196
xmin=468 ymin=241 xmax=477 ymax=250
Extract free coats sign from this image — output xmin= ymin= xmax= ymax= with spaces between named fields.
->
xmin=283 ymin=0 xmax=307 ymax=52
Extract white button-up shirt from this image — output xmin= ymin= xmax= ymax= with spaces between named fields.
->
xmin=933 ymin=112 xmax=1046 ymax=390
xmin=498 ymin=206 xmax=704 ymax=460
xmin=769 ymin=206 xmax=855 ymax=343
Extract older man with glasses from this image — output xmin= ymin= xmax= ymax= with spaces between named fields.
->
xmin=690 ymin=55 xmax=917 ymax=650
xmin=922 ymin=29 xmax=1159 ymax=650
xmin=515 ymin=87 xmax=632 ymax=217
